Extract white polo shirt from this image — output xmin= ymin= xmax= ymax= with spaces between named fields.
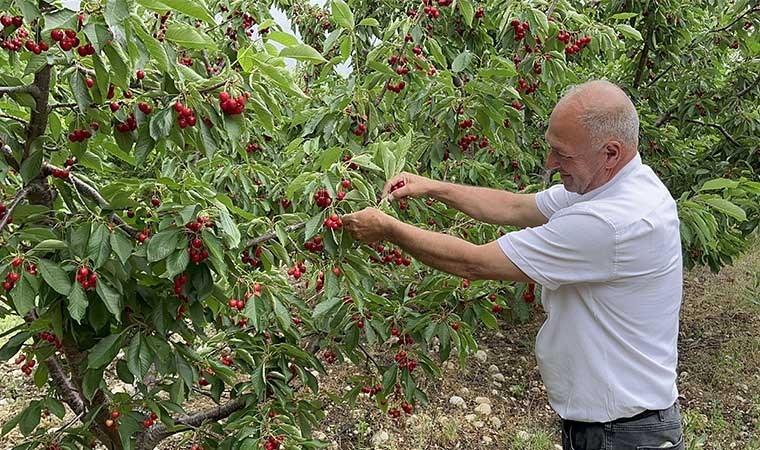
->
xmin=498 ymin=153 xmax=682 ymax=422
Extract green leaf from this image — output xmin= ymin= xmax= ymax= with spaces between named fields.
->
xmin=451 ymin=51 xmax=472 ymax=73
xmin=81 ymin=367 xmax=105 ymax=401
xmin=617 ymin=24 xmax=642 ymax=40
xmin=69 ymin=72 xmax=92 ymax=113
xmin=304 ymin=211 xmax=324 ymax=241
xmin=166 ymin=249 xmax=189 ymax=278
xmin=279 ymin=44 xmax=327 ymax=64
xmin=611 ymin=12 xmax=638 ymax=20
xmin=358 ymin=18 xmax=380 ymax=27
xmin=87 ymin=332 xmax=125 ymax=369
xmin=147 ymin=228 xmax=183 ymax=262
xmin=10 ymin=273 xmax=35 ymax=315
xmin=527 ymin=8 xmax=549 ymax=38
xmin=38 ymin=259 xmax=72 ymax=295
xmin=88 ymin=223 xmax=111 ymax=268
xmin=267 ymin=31 xmax=300 ymax=47
xmin=96 ymin=281 xmax=123 ymax=321
xmin=157 ymin=0 xmax=214 ymax=23
xmin=105 ymin=0 xmax=130 ymax=30
xmin=67 ymin=283 xmax=88 ymax=324
xmin=132 ymin=21 xmax=170 ymax=72
xmin=29 ymin=239 xmax=67 ymax=254
xmin=216 ymin=205 xmax=241 ymax=248
xmin=699 ymin=178 xmax=739 ymax=191
xmin=110 ymin=232 xmax=133 ymax=264
xmin=702 ymin=198 xmax=747 ymax=222
xmin=103 ymin=43 xmax=130 ymax=90
xmin=459 ymin=0 xmax=474 ymax=27
xmin=19 ymin=144 xmax=42 ymax=183
xmin=70 ymin=223 xmax=90 ymax=256
xmin=150 ymin=108 xmax=174 ymax=141
xmin=0 ymin=331 xmax=31 ymax=362
xmin=165 ymin=22 xmax=216 ymax=50
xmin=331 ymin=0 xmax=355 ymax=30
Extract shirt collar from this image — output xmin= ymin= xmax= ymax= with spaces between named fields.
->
xmin=579 ymin=152 xmax=642 ymax=199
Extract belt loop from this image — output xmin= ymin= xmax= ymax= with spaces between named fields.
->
xmin=658 ymin=408 xmax=665 ymax=422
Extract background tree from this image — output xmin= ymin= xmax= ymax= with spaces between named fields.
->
xmin=0 ymin=0 xmax=757 ymax=449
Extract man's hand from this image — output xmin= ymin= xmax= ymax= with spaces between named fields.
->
xmin=382 ymin=171 xmax=436 ymax=203
xmin=342 ymin=208 xmax=396 ymax=244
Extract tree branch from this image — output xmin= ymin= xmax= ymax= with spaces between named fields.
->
xmin=0 ymin=185 xmax=31 ymax=232
xmin=42 ymin=162 xmax=140 ymax=238
xmin=136 ymin=397 xmax=248 ymax=450
xmin=0 ymin=84 xmax=40 ymax=96
xmin=683 ymin=119 xmax=740 ymax=147
xmin=246 ymin=220 xmax=307 ymax=248
xmin=633 ymin=12 xmax=656 ymax=89
xmin=709 ymin=5 xmax=758 ymax=33
xmin=198 ymin=79 xmax=230 ymax=94
xmin=0 ymin=113 xmax=27 ymax=125
xmin=546 ymin=0 xmax=560 ymax=19
xmin=654 ymin=105 xmax=678 ymax=127
xmin=49 ymin=102 xmax=80 ymax=110
xmin=737 ymin=76 xmax=759 ymax=97
xmin=24 ymin=65 xmax=52 ymax=160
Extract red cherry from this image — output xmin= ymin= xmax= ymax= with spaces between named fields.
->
xmin=111 ymin=411 xmax=120 ymax=419
xmin=136 ymin=69 xmax=145 ymax=80
xmin=109 ymin=102 xmax=120 ymax=112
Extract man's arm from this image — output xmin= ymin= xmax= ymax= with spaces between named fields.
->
xmin=386 ymin=218 xmax=534 ymax=283
xmin=430 ymin=182 xmax=547 ymax=228
xmin=381 ymin=172 xmax=548 ymax=228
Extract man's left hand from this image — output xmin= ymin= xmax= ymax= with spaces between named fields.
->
xmin=342 ymin=208 xmax=395 ymax=244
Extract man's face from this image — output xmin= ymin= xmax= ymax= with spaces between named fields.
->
xmin=544 ymin=106 xmax=607 ymax=194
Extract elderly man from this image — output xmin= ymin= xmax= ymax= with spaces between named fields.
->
xmin=342 ymin=80 xmax=684 ymax=450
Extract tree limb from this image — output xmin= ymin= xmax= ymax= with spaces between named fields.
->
xmin=136 ymin=397 xmax=248 ymax=450
xmin=709 ymin=5 xmax=758 ymax=33
xmin=0 ymin=84 xmax=40 ymax=96
xmin=633 ymin=12 xmax=656 ymax=89
xmin=0 ymin=185 xmax=31 ymax=233
xmin=654 ymin=105 xmax=678 ymax=127
xmin=546 ymin=0 xmax=560 ymax=19
xmin=683 ymin=119 xmax=741 ymax=147
xmin=24 ymin=65 xmax=52 ymax=160
xmin=246 ymin=220 xmax=307 ymax=248
xmin=42 ymin=162 xmax=140 ymax=238
xmin=737 ymin=76 xmax=759 ymax=97
xmin=198 ymin=79 xmax=230 ymax=94
xmin=0 ymin=113 xmax=27 ymax=125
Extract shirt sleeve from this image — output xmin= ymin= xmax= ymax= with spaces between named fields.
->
xmin=497 ymin=209 xmax=616 ymax=290
xmin=536 ymin=184 xmax=581 ymax=219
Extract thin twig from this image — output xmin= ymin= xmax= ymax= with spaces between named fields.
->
xmin=0 ymin=113 xmax=27 ymax=125
xmin=683 ymin=119 xmax=741 ymax=147
xmin=49 ymin=102 xmax=80 ymax=110
xmin=546 ymin=0 xmax=560 ymax=19
xmin=246 ymin=220 xmax=307 ymax=248
xmin=0 ymin=185 xmax=31 ymax=232
xmin=709 ymin=6 xmax=758 ymax=33
xmin=358 ymin=343 xmax=382 ymax=371
xmin=737 ymin=76 xmax=759 ymax=97
xmin=198 ymin=79 xmax=230 ymax=94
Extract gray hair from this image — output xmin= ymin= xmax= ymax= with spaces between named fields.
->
xmin=563 ymin=80 xmax=640 ymax=150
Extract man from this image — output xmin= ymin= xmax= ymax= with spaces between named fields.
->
xmin=342 ymin=80 xmax=684 ymax=450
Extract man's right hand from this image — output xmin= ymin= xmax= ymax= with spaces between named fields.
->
xmin=382 ymin=172 xmax=435 ymax=202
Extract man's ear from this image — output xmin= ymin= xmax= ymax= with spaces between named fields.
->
xmin=604 ymin=140 xmax=623 ymax=167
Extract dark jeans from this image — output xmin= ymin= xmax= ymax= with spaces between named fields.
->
xmin=562 ymin=403 xmax=684 ymax=450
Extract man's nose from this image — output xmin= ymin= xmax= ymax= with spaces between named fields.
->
xmin=545 ymin=151 xmax=560 ymax=171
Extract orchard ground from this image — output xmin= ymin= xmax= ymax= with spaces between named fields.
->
xmin=1 ymin=237 xmax=758 ymax=450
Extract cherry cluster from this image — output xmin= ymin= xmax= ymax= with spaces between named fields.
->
xmin=179 ymin=56 xmax=193 ymax=66
xmin=76 ymin=42 xmax=95 ymax=56
xmin=152 ymin=11 xmax=170 ymax=42
xmin=68 ymin=129 xmax=92 ymax=143
xmin=138 ymin=102 xmax=153 ymax=115
xmin=245 ymin=142 xmax=262 ymax=153
xmin=361 ymin=384 xmax=383 ymax=395
xmin=115 ymin=114 xmax=137 ymax=133
xmin=423 ymin=5 xmax=440 ymax=19
xmin=342 ymin=155 xmax=359 ymax=170
xmin=523 ymin=282 xmax=536 ymax=303
xmin=228 ymin=296 xmax=247 ymax=310
xmin=76 ymin=267 xmax=97 ymax=291
xmin=0 ymin=203 xmax=9 ymax=224
xmin=313 ymin=189 xmax=332 ymax=208
xmin=142 ymin=412 xmax=158 ymax=428
xmin=136 ymin=227 xmax=151 ymax=243
xmin=49 ymin=29 xmax=81 ymax=52
xmin=517 ymin=78 xmax=539 ymax=95
xmin=368 ymin=244 xmax=412 ymax=266
xmin=14 ymin=354 xmax=35 ymax=376
xmin=479 ymin=137 xmax=490 ymax=148
xmin=394 ymin=350 xmax=418 ymax=372
xmin=262 ymin=435 xmax=284 ymax=450
xmin=313 ymin=270 xmax=325 ymax=291
xmin=388 ymin=401 xmax=415 ymax=417
xmin=324 ymin=213 xmax=342 ymax=230
xmin=220 ymin=352 xmax=233 ymax=367
xmin=458 ymin=134 xmax=478 ymax=151
xmin=63 ymin=156 xmax=75 ymax=167
xmin=186 ymin=217 xmax=212 ymax=264
xmin=458 ymin=118 xmax=473 ymax=128
xmin=2 ymin=270 xmax=19 ymax=291
xmin=287 ymin=260 xmax=307 ymax=279
xmin=386 ymin=80 xmax=406 ymax=93
xmin=565 ymin=36 xmax=591 ymax=55
xmin=352 ymin=122 xmax=367 ymax=136
xmin=511 ymin=100 xmax=524 ymax=110
xmin=510 ymin=19 xmax=530 ymax=41
xmin=280 ymin=198 xmax=292 ymax=209
xmin=50 ymin=167 xmax=70 ymax=180
xmin=39 ymin=331 xmax=62 ymax=350
xmin=173 ymin=274 xmax=188 ymax=301
xmin=219 ymin=91 xmax=247 ymax=115
xmin=304 ymin=236 xmax=324 ymax=253
xmin=322 ymin=349 xmax=337 ymax=364
xmin=173 ymin=101 xmax=197 ymax=128
xmin=240 ymin=245 xmax=264 ymax=268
